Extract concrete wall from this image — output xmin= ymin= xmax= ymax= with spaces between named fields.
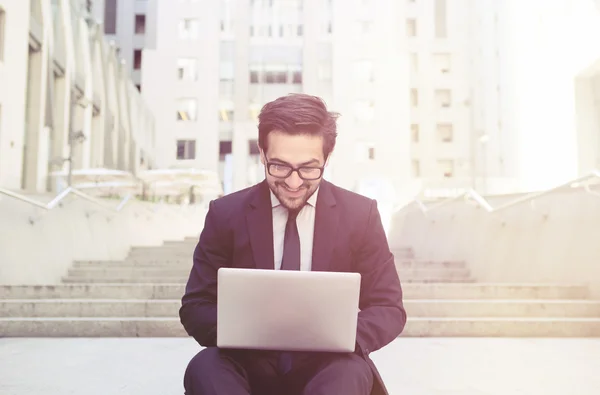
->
xmin=388 ymin=186 xmax=600 ymax=298
xmin=0 ymin=195 xmax=206 ymax=285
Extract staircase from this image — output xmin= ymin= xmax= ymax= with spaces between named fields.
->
xmin=1 ymin=240 xmax=600 ymax=337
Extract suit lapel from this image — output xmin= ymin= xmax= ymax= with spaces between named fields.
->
xmin=246 ymin=181 xmax=275 ymax=270
xmin=311 ymin=180 xmax=339 ymax=272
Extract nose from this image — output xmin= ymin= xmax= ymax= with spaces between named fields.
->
xmin=285 ymin=171 xmax=304 ymax=189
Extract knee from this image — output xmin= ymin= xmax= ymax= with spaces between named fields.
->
xmin=345 ymin=354 xmax=372 ymax=379
xmin=336 ymin=354 xmax=373 ymax=391
xmin=185 ymin=347 xmax=220 ymax=380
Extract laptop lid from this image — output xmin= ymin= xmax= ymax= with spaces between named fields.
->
xmin=217 ymin=268 xmax=361 ymax=353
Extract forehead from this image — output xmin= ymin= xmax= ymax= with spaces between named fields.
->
xmin=265 ymin=131 xmax=324 ymax=163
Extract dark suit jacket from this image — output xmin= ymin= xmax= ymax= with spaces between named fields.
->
xmin=180 ymin=179 xmax=407 ymax=395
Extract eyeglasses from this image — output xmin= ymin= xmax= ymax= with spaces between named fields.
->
xmin=266 ymin=162 xmax=324 ymax=180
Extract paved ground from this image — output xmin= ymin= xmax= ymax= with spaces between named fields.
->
xmin=0 ymin=337 xmax=599 ymax=395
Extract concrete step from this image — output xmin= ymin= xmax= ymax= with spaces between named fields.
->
xmin=404 ymin=299 xmax=600 ymax=318
xmin=127 ymin=251 xmax=192 ymax=258
xmin=3 ymin=299 xmax=600 ymax=318
xmin=396 ymin=260 xmax=466 ymax=269
xmin=129 ymin=247 xmax=195 ymax=254
xmin=61 ymin=276 xmax=475 ymax=284
xmin=2 ymin=317 xmax=599 ymax=337
xmin=72 ymin=260 xmax=462 ymax=270
xmin=65 ymin=267 xmax=470 ymax=280
xmin=163 ymin=240 xmax=197 ymax=245
xmin=405 ymin=317 xmax=600 ymax=337
xmin=76 ymin=258 xmax=192 ymax=265
xmin=72 ymin=261 xmax=192 ymax=268
xmin=0 ymin=283 xmax=590 ymax=300
xmin=61 ymin=277 xmax=190 ymax=284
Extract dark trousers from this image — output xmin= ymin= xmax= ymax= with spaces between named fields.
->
xmin=184 ymin=347 xmax=373 ymax=395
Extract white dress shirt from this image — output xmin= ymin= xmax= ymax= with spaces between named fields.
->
xmin=271 ymin=188 xmax=319 ymax=271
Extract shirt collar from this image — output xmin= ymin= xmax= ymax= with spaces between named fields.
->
xmin=270 ymin=186 xmax=320 ymax=209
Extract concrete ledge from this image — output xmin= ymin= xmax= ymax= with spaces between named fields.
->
xmin=3 ymin=299 xmax=600 ymax=318
xmin=0 ymin=283 xmax=590 ymax=300
xmin=2 ymin=317 xmax=600 ymax=337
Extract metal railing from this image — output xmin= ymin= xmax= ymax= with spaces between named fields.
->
xmin=400 ymin=169 xmax=600 ymax=215
xmin=0 ymin=186 xmax=132 ymax=213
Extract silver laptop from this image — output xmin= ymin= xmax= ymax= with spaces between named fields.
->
xmin=217 ymin=268 xmax=361 ymax=353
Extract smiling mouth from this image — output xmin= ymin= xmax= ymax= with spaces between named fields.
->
xmin=281 ymin=185 xmax=305 ymax=194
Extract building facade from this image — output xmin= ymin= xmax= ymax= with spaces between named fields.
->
xmin=0 ymin=0 xmax=155 ymax=193
xmin=96 ymin=0 xmax=600 ymax=201
xmin=106 ymin=0 xmax=503 ymax=201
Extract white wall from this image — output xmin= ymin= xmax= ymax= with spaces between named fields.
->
xmin=0 ymin=194 xmax=206 ymax=285
xmin=389 ymin=187 xmax=600 ymax=298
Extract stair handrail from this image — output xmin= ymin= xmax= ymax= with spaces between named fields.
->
xmin=0 ymin=186 xmax=132 ymax=213
xmin=402 ymin=169 xmax=600 ymax=215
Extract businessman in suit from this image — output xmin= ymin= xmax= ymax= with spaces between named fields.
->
xmin=180 ymin=93 xmax=406 ymax=395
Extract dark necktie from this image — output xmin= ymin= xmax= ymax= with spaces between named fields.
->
xmin=278 ymin=208 xmax=301 ymax=374
xmin=280 ymin=208 xmax=301 ymax=271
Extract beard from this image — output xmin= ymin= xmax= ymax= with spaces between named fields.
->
xmin=268 ymin=179 xmax=319 ymax=210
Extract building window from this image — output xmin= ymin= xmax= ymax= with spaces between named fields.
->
xmin=412 ymin=159 xmax=420 ymax=177
xmin=406 ymin=19 xmax=416 ymax=37
xmin=219 ymin=140 xmax=232 ymax=161
xmin=264 ymin=65 xmax=287 ymax=83
xmin=410 ymin=89 xmax=418 ymax=107
xmin=135 ymin=84 xmax=141 ymax=92
xmin=437 ymin=124 xmax=453 ymax=142
xmin=176 ymin=140 xmax=196 ymax=160
xmin=438 ymin=159 xmax=454 ymax=178
xmin=433 ymin=53 xmax=451 ymax=73
xmin=249 ymin=102 xmax=261 ymax=121
xmin=353 ymin=60 xmax=374 ymax=83
xmin=297 ymin=25 xmax=304 ymax=36
xmin=368 ymin=146 xmax=375 ymax=160
xmin=434 ymin=0 xmax=447 ymax=38
xmin=435 ymin=89 xmax=452 ymax=108
xmin=248 ymin=140 xmax=260 ymax=155
xmin=176 ymin=98 xmax=198 ymax=121
xmin=133 ymin=49 xmax=142 ymax=70
xmin=353 ymin=100 xmax=375 ymax=122
xmin=179 ymin=19 xmax=200 ymax=39
xmin=220 ymin=61 xmax=234 ymax=82
xmin=410 ymin=53 xmax=418 ymax=75
xmin=135 ymin=14 xmax=146 ymax=34
xmin=219 ymin=100 xmax=234 ymax=122
xmin=103 ymin=0 xmax=117 ymax=34
xmin=292 ymin=70 xmax=303 ymax=84
xmin=411 ymin=124 xmax=419 ymax=143
xmin=177 ymin=58 xmax=198 ymax=81
xmin=0 ymin=7 xmax=5 ymax=62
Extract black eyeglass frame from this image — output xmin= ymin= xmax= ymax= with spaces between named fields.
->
xmin=265 ymin=161 xmax=325 ymax=180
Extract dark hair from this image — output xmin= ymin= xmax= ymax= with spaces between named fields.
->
xmin=258 ymin=94 xmax=339 ymax=159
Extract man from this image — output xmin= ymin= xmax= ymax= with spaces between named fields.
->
xmin=180 ymin=93 xmax=406 ymax=395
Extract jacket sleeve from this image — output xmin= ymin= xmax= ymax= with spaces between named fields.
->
xmin=354 ymin=199 xmax=407 ymax=356
xmin=179 ymin=200 xmax=231 ymax=346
